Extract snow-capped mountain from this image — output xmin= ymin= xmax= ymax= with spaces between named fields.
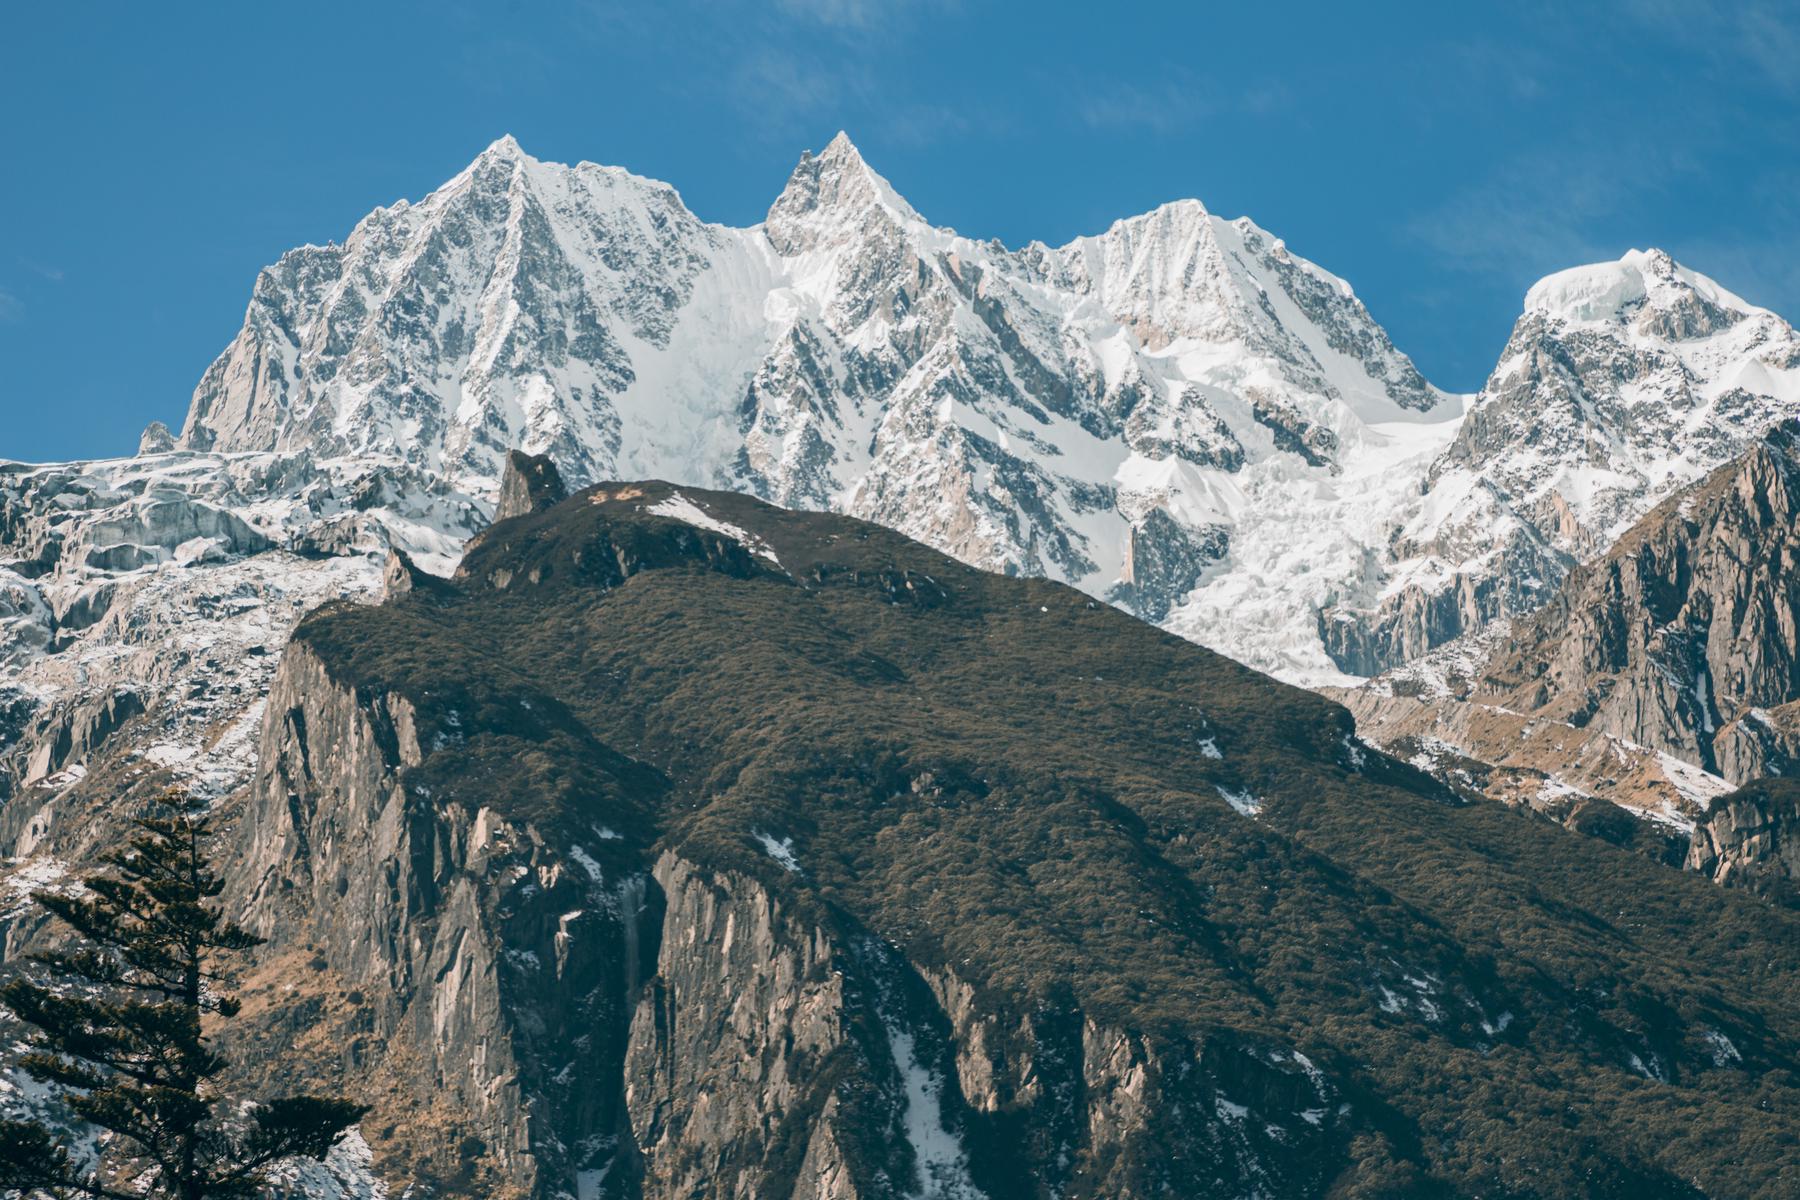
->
xmin=6 ymin=134 xmax=1800 ymax=842
xmin=1324 ymin=249 xmax=1800 ymax=674
xmin=177 ymin=132 xmax=1464 ymax=680
xmin=181 ymin=134 xmax=769 ymax=491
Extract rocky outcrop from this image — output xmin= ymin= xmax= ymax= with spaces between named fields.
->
xmin=1107 ymin=508 xmax=1227 ymax=622
xmin=496 ymin=451 xmax=568 ymax=522
xmin=1338 ymin=426 xmax=1800 ymax=891
xmin=230 ymin=638 xmax=652 ymax=1198
xmin=909 ymin=965 xmax=1346 ymax=1200
xmin=16 ymin=687 xmax=144 ymax=788
xmin=623 ymin=852 xmax=1347 ymax=1200
xmin=137 ymin=420 xmax=177 ymax=455
xmin=1321 ymin=548 xmax=1552 ymax=680
xmin=1686 ymin=779 xmax=1800 ymax=906
xmin=623 ymin=854 xmax=877 ymax=1200
xmin=379 ymin=548 xmax=419 ymax=600
xmin=1481 ymin=421 xmax=1800 ymax=776
xmin=1715 ymin=703 xmax=1800 ymax=783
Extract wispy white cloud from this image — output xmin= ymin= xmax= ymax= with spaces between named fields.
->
xmin=1667 ymin=234 xmax=1800 ymax=319
xmin=1663 ymin=168 xmax=1800 ymax=318
xmin=1622 ymin=0 xmax=1800 ymax=92
xmin=1407 ymin=143 xmax=1694 ymax=284
xmin=774 ymin=0 xmax=955 ymax=32
xmin=1079 ymin=77 xmax=1289 ymax=134
xmin=731 ymin=49 xmax=847 ymax=121
xmin=582 ymin=0 xmax=978 ymax=151
xmin=878 ymin=100 xmax=1010 ymax=148
xmin=1439 ymin=38 xmax=1552 ymax=103
xmin=1409 ymin=141 xmax=1800 ymax=324
xmin=1080 ymin=83 xmax=1213 ymax=133
xmin=0 ymin=289 xmax=23 ymax=323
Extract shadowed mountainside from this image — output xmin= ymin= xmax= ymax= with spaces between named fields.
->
xmin=225 ymin=474 xmax=1800 ymax=1198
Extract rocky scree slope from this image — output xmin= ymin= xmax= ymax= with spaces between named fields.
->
xmin=1340 ymin=421 xmax=1800 ymax=897
xmin=225 ymin=477 xmax=1800 ymax=1198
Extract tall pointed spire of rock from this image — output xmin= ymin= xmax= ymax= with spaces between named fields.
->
xmin=765 ymin=131 xmax=922 ymax=255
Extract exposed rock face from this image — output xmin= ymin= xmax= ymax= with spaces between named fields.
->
xmin=1341 ymin=426 xmax=1800 ymax=894
xmin=1319 ymin=528 xmax=1568 ymax=679
xmin=496 ymin=450 xmax=569 ymax=522
xmin=379 ymin=547 xmax=441 ymax=601
xmin=1332 ymin=665 xmax=1716 ymax=859
xmin=203 ymin=481 xmax=1800 ymax=1198
xmin=1107 ymin=508 xmax=1228 ymax=622
xmin=232 ymin=637 xmax=654 ymax=1197
xmin=623 ymin=852 xmax=1345 ymax=1200
xmin=1686 ymin=779 xmax=1800 ymax=905
xmin=1481 ymin=421 xmax=1800 ymax=776
xmin=1716 ymin=702 xmax=1800 ymax=783
xmin=137 ymin=420 xmax=176 ymax=455
xmin=623 ymin=852 xmax=861 ymax=1199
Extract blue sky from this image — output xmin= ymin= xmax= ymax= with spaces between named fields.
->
xmin=4 ymin=1 xmax=1797 ymax=462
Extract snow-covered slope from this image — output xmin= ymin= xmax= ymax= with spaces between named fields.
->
xmin=1322 ymin=249 xmax=1800 ymax=675
xmin=180 ymin=135 xmax=776 ymax=492
xmin=174 ymin=131 xmax=1465 ymax=683
xmin=0 ymin=449 xmax=486 ymax=814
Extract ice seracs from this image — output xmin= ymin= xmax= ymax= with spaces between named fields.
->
xmin=0 ymin=448 xmax=486 ymax=817
xmin=1523 ymin=248 xmax=1750 ymax=330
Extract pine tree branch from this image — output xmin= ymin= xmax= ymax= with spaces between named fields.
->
xmin=0 ymin=1118 xmax=142 ymax=1200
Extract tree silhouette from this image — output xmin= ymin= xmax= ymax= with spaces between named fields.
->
xmin=0 ymin=789 xmax=366 ymax=1199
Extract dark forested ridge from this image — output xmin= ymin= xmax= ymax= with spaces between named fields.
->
xmin=279 ymin=477 xmax=1800 ymax=1199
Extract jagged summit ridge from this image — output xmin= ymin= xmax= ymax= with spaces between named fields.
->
xmin=765 ymin=130 xmax=927 ymax=253
xmin=178 ymin=132 xmax=750 ymax=490
xmin=171 ymin=132 xmax=1466 ymax=682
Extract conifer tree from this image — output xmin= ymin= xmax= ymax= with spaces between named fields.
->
xmin=0 ymin=789 xmax=366 ymax=1199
